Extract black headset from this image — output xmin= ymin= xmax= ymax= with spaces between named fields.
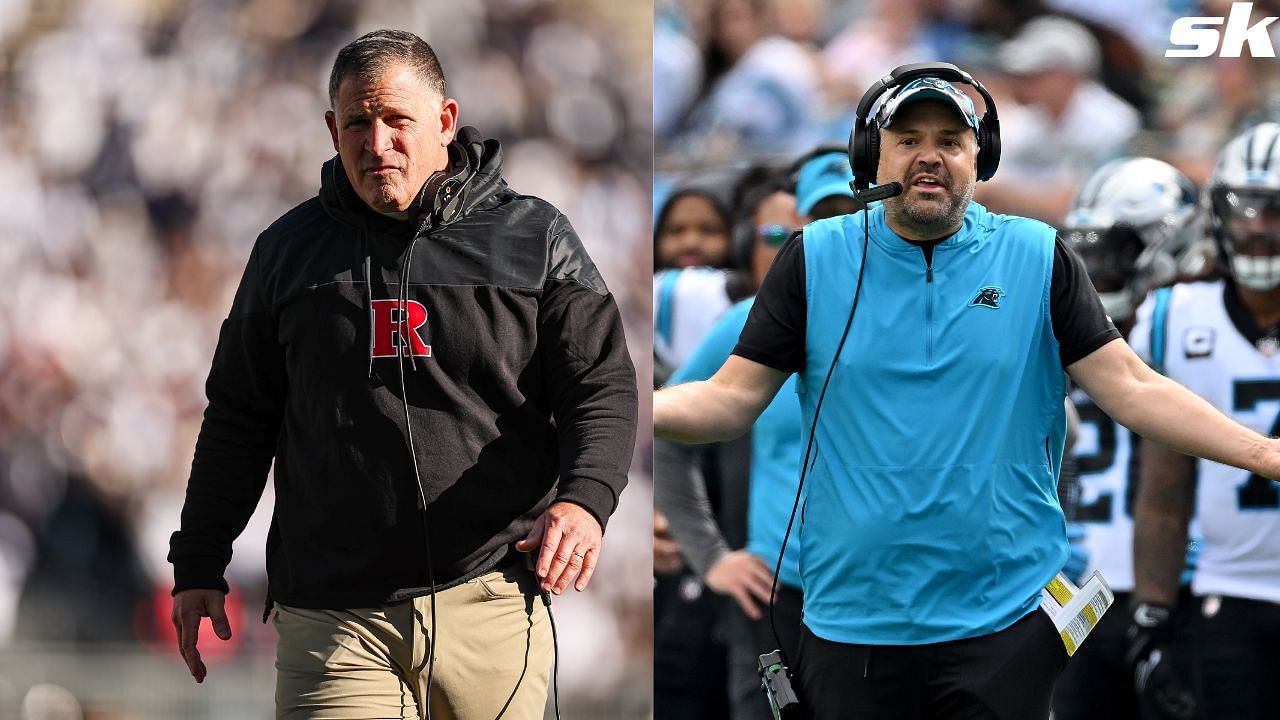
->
xmin=413 ymin=126 xmax=485 ymax=227
xmin=849 ymin=61 xmax=1001 ymax=191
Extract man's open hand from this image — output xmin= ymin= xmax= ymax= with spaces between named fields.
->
xmin=171 ymin=589 xmax=232 ymax=683
xmin=515 ymin=501 xmax=603 ymax=594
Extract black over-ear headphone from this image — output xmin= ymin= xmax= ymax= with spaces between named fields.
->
xmin=849 ymin=61 xmax=1001 ymax=191
xmin=414 ymin=126 xmax=485 ymax=226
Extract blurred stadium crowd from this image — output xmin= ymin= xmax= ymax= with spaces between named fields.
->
xmin=654 ymin=0 xmax=1280 ymax=718
xmin=0 ymin=0 xmax=652 ymax=718
xmin=656 ymin=0 xmax=1280 ymax=200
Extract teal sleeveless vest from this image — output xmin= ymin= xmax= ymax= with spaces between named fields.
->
xmin=798 ymin=201 xmax=1068 ymax=644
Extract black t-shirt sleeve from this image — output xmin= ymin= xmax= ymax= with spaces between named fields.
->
xmin=735 ymin=231 xmax=1114 ymax=370
xmin=1052 ymin=234 xmax=1121 ymax=367
xmin=733 ymin=230 xmax=807 ymax=372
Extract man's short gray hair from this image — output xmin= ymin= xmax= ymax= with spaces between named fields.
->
xmin=328 ymin=29 xmax=446 ymax=108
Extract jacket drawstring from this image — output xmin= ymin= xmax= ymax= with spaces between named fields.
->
xmin=395 ymin=234 xmax=426 ymax=510
xmin=364 ymin=228 xmax=377 ymax=379
xmin=368 ymin=229 xmax=425 ymax=378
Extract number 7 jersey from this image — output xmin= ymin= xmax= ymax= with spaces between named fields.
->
xmin=1132 ymin=279 xmax=1280 ymax=604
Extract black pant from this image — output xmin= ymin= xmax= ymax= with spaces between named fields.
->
xmin=1195 ymin=594 xmax=1280 ymax=720
xmin=1053 ymin=588 xmax=1199 ymax=720
xmin=749 ymin=582 xmax=804 ymax=667
xmin=654 ymin=571 xmax=731 ymax=720
xmin=795 ymin=610 xmax=1068 ymax=719
xmin=1051 ymin=590 xmax=1138 ymax=720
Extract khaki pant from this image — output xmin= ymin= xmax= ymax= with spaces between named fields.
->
xmin=274 ymin=566 xmax=552 ymax=720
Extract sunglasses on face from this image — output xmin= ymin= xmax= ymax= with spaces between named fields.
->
xmin=757 ymin=224 xmax=795 ymax=247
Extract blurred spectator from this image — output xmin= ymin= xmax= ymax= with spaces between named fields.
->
xmin=21 ymin=683 xmax=82 ymax=720
xmin=1078 ymin=15 xmax=1153 ymax=124
xmin=793 ymin=147 xmax=860 ymax=220
xmin=822 ymin=0 xmax=953 ymax=112
xmin=773 ymin=0 xmax=827 ymax=46
xmin=964 ymin=0 xmax=1052 ymax=40
xmin=674 ymin=0 xmax=820 ymax=158
xmin=655 ymin=188 xmax=735 ymax=270
xmin=1043 ymin=0 xmax=1171 ymax=51
xmin=0 ymin=510 xmax=34 ymax=642
xmin=654 ymin=510 xmax=683 ymax=575
xmin=976 ymin=15 xmax=1140 ymax=223
xmin=655 ymin=0 xmax=705 ymax=140
xmin=653 ymin=181 xmax=747 ymax=387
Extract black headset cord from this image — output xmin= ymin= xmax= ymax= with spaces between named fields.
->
xmin=767 ymin=203 xmax=872 ymax=666
xmin=397 ymin=145 xmax=566 ymax=717
xmin=539 ymin=588 xmax=562 ymax=720
xmin=396 ymin=235 xmax=439 ymax=719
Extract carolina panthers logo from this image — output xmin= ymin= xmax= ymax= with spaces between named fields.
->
xmin=969 ymin=286 xmax=1006 ymax=309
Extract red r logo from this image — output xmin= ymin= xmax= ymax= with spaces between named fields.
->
xmin=370 ymin=299 xmax=432 ymax=358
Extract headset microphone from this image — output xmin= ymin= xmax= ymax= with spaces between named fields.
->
xmin=854 ymin=181 xmax=903 ymax=205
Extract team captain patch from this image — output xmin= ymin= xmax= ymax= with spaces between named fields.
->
xmin=1183 ymin=327 xmax=1214 ymax=359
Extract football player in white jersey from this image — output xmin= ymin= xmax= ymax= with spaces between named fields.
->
xmin=1055 ymin=158 xmax=1204 ymax=720
xmin=1133 ymin=122 xmax=1280 ymax=719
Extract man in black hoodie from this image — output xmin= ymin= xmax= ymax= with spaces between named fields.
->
xmin=168 ymin=30 xmax=637 ymax=719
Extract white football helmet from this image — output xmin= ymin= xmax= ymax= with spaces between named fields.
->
xmin=1063 ymin=157 xmax=1202 ymax=320
xmin=1209 ymin=122 xmax=1280 ymax=292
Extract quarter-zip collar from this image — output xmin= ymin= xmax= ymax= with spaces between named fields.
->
xmin=866 ymin=201 xmax=989 ymax=255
